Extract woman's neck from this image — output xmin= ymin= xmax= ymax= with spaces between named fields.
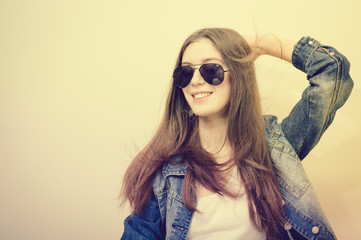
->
xmin=198 ymin=116 xmax=233 ymax=164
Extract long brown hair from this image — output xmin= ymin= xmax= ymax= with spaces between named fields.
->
xmin=120 ymin=28 xmax=284 ymax=238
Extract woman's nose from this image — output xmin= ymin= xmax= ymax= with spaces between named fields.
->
xmin=190 ymin=68 xmax=206 ymax=86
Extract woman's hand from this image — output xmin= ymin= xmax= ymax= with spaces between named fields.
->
xmin=244 ymin=35 xmax=264 ymax=59
xmin=244 ymin=35 xmax=296 ymax=63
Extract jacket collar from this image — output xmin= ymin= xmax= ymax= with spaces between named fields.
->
xmin=162 ymin=154 xmax=187 ymax=177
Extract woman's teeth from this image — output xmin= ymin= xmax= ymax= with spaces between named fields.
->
xmin=193 ymin=92 xmax=212 ymax=99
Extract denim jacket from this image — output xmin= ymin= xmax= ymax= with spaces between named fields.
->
xmin=121 ymin=37 xmax=353 ymax=240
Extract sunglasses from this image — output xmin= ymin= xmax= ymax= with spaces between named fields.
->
xmin=173 ymin=63 xmax=230 ymax=88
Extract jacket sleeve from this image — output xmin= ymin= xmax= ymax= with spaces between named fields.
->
xmin=281 ymin=36 xmax=354 ymax=160
xmin=121 ymin=191 xmax=163 ymax=240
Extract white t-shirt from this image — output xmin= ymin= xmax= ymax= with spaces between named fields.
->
xmin=186 ymin=169 xmax=266 ymax=240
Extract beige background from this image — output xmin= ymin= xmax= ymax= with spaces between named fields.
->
xmin=0 ymin=0 xmax=360 ymax=239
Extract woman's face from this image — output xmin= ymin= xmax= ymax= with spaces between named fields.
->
xmin=181 ymin=38 xmax=232 ymax=120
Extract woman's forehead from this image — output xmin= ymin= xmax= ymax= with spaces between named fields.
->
xmin=182 ymin=38 xmax=224 ymax=64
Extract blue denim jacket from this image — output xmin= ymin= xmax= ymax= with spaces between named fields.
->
xmin=121 ymin=37 xmax=353 ymax=240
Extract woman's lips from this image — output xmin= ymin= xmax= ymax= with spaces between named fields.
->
xmin=192 ymin=92 xmax=213 ymax=100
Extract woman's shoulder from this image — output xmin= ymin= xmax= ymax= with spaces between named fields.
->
xmin=263 ymin=115 xmax=296 ymax=153
xmin=263 ymin=115 xmax=282 ymax=135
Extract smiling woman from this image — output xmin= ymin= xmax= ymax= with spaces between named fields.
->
xmin=119 ymin=28 xmax=353 ymax=240
xmin=181 ymin=38 xmax=232 ymax=119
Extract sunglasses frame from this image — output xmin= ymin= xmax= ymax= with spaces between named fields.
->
xmin=173 ymin=63 xmax=230 ymax=88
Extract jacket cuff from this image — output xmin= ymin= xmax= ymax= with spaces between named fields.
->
xmin=292 ymin=36 xmax=321 ymax=72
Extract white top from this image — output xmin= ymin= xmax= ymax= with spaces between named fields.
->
xmin=186 ymin=169 xmax=266 ymax=240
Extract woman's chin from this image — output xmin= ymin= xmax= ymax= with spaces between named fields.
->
xmin=191 ymin=109 xmax=227 ymax=120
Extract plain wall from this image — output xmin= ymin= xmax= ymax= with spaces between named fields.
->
xmin=0 ymin=0 xmax=360 ymax=239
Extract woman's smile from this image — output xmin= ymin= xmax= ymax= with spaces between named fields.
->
xmin=192 ymin=91 xmax=213 ymax=100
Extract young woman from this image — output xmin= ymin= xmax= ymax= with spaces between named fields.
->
xmin=120 ymin=28 xmax=353 ymax=240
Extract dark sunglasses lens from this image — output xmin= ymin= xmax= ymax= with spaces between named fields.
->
xmin=200 ymin=64 xmax=224 ymax=85
xmin=173 ymin=66 xmax=194 ymax=88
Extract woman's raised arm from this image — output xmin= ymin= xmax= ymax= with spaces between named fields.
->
xmin=247 ymin=35 xmax=354 ymax=160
